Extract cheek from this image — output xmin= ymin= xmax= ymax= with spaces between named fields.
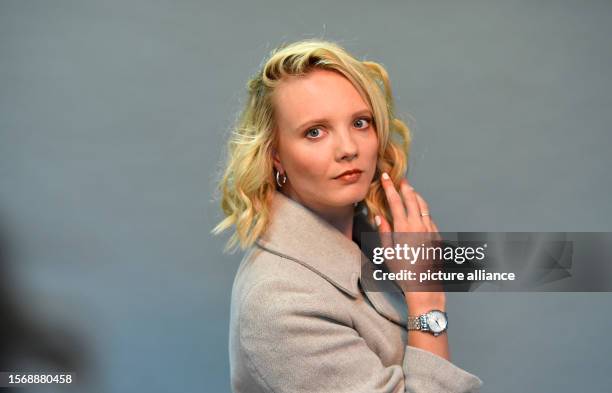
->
xmin=284 ymin=144 xmax=330 ymax=180
xmin=362 ymin=132 xmax=380 ymax=165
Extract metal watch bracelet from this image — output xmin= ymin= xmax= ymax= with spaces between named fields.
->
xmin=407 ymin=310 xmax=448 ymax=336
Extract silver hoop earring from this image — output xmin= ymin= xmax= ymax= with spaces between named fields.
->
xmin=276 ymin=170 xmax=287 ymax=188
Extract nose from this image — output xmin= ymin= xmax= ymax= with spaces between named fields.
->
xmin=335 ymin=127 xmax=358 ymax=162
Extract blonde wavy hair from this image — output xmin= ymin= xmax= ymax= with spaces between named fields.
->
xmin=212 ymin=39 xmax=412 ymax=253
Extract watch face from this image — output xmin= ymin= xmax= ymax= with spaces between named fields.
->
xmin=427 ymin=310 xmax=448 ymax=333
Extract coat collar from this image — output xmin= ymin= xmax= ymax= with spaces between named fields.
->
xmin=254 ymin=191 xmax=408 ymax=326
xmin=255 ymin=190 xmax=363 ymax=298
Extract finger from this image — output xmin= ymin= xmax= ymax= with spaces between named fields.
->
xmin=430 ymin=218 xmax=439 ymax=233
xmin=431 ymin=219 xmax=440 ymax=233
xmin=374 ymin=214 xmax=393 ymax=250
xmin=413 ymin=191 xmax=441 ymax=242
xmin=375 ymin=214 xmax=404 ymax=286
xmin=399 ymin=179 xmax=422 ymax=221
xmin=430 ymin=219 xmax=442 ymax=241
xmin=380 ymin=172 xmax=407 ymax=224
xmin=414 ymin=191 xmax=433 ymax=231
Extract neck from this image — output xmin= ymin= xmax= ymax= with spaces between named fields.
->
xmin=319 ymin=207 xmax=355 ymax=240
xmin=281 ymin=188 xmax=355 ymax=240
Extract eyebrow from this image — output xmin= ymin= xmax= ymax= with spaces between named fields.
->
xmin=295 ymin=109 xmax=373 ymax=132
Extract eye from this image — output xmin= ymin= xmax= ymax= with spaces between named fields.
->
xmin=305 ymin=127 xmax=324 ymax=139
xmin=354 ymin=117 xmax=372 ymax=129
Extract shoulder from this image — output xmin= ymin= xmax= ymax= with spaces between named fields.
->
xmin=234 ymin=243 xmax=347 ymax=301
xmin=232 ymin=244 xmax=354 ymax=329
xmin=233 ymin=249 xmax=355 ymax=364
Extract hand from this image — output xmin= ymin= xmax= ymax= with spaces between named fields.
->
xmin=375 ymin=172 xmax=445 ymax=305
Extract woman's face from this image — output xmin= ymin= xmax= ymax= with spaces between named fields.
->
xmin=272 ymin=68 xmax=379 ymax=212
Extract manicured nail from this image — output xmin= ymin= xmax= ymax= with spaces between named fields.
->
xmin=374 ymin=215 xmax=382 ymax=226
xmin=381 ymin=172 xmax=390 ymax=180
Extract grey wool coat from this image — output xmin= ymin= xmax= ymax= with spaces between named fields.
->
xmin=229 ymin=190 xmax=483 ymax=393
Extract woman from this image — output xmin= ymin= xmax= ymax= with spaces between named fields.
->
xmin=213 ymin=39 xmax=483 ymax=393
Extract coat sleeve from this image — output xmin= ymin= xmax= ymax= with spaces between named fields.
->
xmin=238 ymin=278 xmax=483 ymax=393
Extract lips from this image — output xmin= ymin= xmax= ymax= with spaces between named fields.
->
xmin=334 ymin=169 xmax=363 ymax=179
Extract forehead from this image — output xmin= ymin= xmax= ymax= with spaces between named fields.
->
xmin=272 ymin=68 xmax=370 ymax=124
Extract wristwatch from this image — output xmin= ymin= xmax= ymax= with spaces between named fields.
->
xmin=407 ymin=309 xmax=448 ymax=336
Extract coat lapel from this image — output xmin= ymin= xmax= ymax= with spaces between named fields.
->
xmin=255 ymin=191 xmax=408 ymax=327
xmin=360 ymin=254 xmax=408 ymax=327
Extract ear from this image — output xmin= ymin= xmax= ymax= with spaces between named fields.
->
xmin=271 ymin=148 xmax=283 ymax=172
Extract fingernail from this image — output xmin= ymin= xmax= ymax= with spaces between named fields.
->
xmin=374 ymin=215 xmax=382 ymax=226
xmin=381 ymin=172 xmax=390 ymax=180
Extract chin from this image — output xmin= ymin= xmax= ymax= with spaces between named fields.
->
xmin=327 ymin=184 xmax=369 ymax=207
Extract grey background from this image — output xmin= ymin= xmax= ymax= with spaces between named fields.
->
xmin=1 ymin=0 xmax=611 ymax=392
